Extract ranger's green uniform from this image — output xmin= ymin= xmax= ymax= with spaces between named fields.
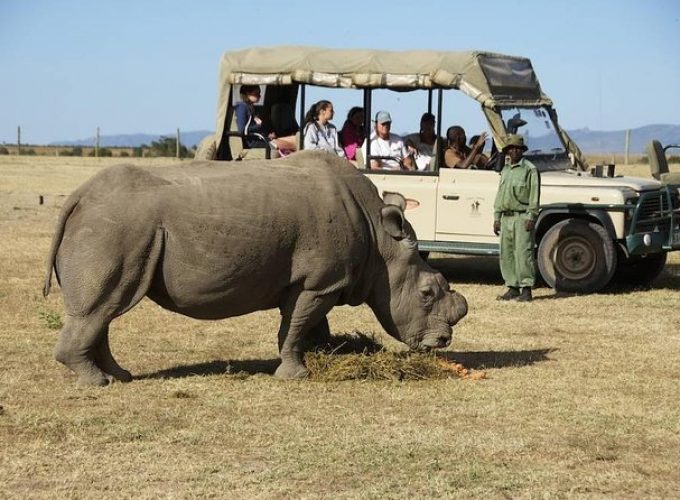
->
xmin=493 ymin=157 xmax=541 ymax=288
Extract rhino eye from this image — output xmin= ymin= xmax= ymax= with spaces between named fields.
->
xmin=419 ymin=288 xmax=435 ymax=306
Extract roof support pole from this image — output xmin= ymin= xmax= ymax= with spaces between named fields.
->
xmin=299 ymin=85 xmax=306 ymax=150
xmin=363 ymin=88 xmax=372 ymax=170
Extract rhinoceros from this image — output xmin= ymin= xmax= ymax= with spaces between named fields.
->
xmin=43 ymin=151 xmax=467 ymax=386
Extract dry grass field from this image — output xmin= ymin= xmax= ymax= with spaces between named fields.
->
xmin=1 ymin=156 xmax=679 ymax=498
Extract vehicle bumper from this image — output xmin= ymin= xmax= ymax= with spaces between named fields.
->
xmin=626 ymin=185 xmax=680 ymax=255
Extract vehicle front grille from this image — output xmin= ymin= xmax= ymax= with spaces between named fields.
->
xmin=633 ymin=189 xmax=678 ymax=233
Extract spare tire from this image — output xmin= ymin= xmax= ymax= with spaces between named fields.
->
xmin=537 ymin=219 xmax=617 ymax=293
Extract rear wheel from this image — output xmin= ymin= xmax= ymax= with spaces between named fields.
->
xmin=613 ymin=253 xmax=667 ymax=287
xmin=537 ymin=219 xmax=617 ymax=293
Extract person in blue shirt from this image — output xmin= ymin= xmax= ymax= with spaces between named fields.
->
xmin=234 ymin=85 xmax=297 ymax=153
xmin=234 ymin=85 xmax=266 ymax=148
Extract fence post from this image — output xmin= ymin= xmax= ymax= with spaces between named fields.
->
xmin=176 ymin=128 xmax=180 ymax=159
xmin=95 ymin=127 xmax=100 ymax=158
xmin=624 ymin=129 xmax=631 ymax=165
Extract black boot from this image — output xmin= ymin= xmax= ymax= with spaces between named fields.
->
xmin=514 ymin=287 xmax=532 ymax=302
xmin=496 ymin=287 xmax=520 ymax=301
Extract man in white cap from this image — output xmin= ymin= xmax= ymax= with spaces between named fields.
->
xmin=367 ymin=111 xmax=414 ymax=170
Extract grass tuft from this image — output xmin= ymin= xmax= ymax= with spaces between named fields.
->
xmin=38 ymin=308 xmax=63 ymax=330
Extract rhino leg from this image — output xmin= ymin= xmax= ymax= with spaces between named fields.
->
xmin=94 ymin=327 xmax=132 ymax=383
xmin=54 ymin=227 xmax=163 ymax=386
xmin=54 ymin=315 xmax=111 ymax=387
xmin=275 ymin=290 xmax=338 ymax=379
xmin=299 ymin=317 xmax=331 ymax=352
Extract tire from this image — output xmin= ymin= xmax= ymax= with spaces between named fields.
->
xmin=537 ymin=219 xmax=617 ymax=293
xmin=613 ymin=252 xmax=667 ymax=287
xmin=195 ymin=135 xmax=216 ymax=160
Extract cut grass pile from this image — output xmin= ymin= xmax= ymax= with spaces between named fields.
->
xmin=305 ymin=333 xmax=486 ymax=381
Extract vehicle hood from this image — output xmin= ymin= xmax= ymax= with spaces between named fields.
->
xmin=541 ymin=170 xmax=662 ymax=192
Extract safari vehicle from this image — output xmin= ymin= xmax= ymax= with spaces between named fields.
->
xmin=197 ymin=46 xmax=680 ymax=294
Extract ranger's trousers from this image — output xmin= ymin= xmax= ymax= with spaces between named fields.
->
xmin=499 ymin=212 xmax=536 ymax=288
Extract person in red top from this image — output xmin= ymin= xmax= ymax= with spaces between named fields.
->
xmin=340 ymin=106 xmax=365 ymax=161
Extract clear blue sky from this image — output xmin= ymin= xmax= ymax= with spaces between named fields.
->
xmin=1 ymin=0 xmax=679 ymax=145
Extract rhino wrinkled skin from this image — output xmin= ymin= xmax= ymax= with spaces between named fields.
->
xmin=44 ymin=151 xmax=468 ymax=386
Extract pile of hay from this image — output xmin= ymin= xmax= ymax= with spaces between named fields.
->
xmin=304 ymin=333 xmax=485 ymax=382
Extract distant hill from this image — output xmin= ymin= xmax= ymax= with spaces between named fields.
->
xmin=49 ymin=130 xmax=212 ymax=149
xmin=48 ymin=124 xmax=680 ymax=154
xmin=566 ymin=124 xmax=680 ymax=154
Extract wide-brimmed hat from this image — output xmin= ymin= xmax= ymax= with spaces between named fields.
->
xmin=502 ymin=134 xmax=528 ymax=152
xmin=375 ymin=110 xmax=392 ymax=124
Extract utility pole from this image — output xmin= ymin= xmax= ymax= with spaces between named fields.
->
xmin=624 ymin=129 xmax=631 ymax=165
xmin=95 ymin=127 xmax=100 ymax=158
xmin=176 ymin=128 xmax=180 ymax=159
xmin=17 ymin=126 xmax=21 ymax=155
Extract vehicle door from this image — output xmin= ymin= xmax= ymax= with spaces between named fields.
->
xmin=364 ymin=171 xmax=439 ymax=240
xmin=435 ymin=168 xmax=500 ymax=244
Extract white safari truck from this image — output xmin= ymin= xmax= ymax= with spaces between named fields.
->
xmin=197 ymin=46 xmax=680 ymax=294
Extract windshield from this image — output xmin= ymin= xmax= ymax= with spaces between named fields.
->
xmin=500 ymin=107 xmax=571 ymax=171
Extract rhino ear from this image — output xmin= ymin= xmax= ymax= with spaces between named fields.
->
xmin=383 ymin=191 xmax=420 ymax=211
xmin=381 ymin=204 xmax=407 ymax=240
xmin=382 ymin=191 xmax=406 ymax=211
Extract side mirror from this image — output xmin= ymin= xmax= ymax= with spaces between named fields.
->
xmin=507 ymin=113 xmax=527 ymax=134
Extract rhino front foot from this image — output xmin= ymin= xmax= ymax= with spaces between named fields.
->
xmin=274 ymin=360 xmax=310 ymax=379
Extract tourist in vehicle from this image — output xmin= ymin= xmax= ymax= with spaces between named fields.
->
xmin=405 ymin=112 xmax=440 ymax=171
xmin=234 ymin=85 xmax=297 ymax=153
xmin=302 ymin=100 xmax=345 ymax=157
xmin=366 ymin=111 xmax=414 ymax=170
xmin=493 ymin=134 xmax=541 ymax=303
xmin=469 ymin=135 xmax=489 ymax=157
xmin=340 ymin=106 xmax=365 ymax=160
xmin=443 ymin=126 xmax=488 ymax=169
xmin=234 ymin=85 xmax=266 ymax=148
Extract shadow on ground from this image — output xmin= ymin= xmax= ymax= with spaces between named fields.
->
xmin=138 ymin=347 xmax=554 ymax=380
xmin=138 ymin=358 xmax=280 ymax=380
xmin=440 ymin=348 xmax=554 ymax=370
xmin=430 ymin=254 xmax=680 ymax=293
xmin=428 ymin=255 xmax=503 ymax=285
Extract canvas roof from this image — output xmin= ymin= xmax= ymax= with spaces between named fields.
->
xmin=217 ymin=46 xmax=553 ymax=107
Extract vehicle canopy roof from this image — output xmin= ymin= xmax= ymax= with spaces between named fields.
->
xmin=218 ymin=46 xmax=552 ymax=102
xmin=216 ymin=46 xmax=551 ymax=121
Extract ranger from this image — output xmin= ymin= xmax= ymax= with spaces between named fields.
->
xmin=493 ymin=135 xmax=541 ymax=302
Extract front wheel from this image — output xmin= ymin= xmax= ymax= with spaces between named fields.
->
xmin=537 ymin=219 xmax=617 ymax=293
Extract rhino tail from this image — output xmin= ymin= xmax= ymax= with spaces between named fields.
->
xmin=43 ymin=194 xmax=81 ymax=297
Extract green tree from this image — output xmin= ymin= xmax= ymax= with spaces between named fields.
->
xmin=88 ymin=147 xmax=113 ymax=157
xmin=147 ymin=136 xmax=190 ymax=158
